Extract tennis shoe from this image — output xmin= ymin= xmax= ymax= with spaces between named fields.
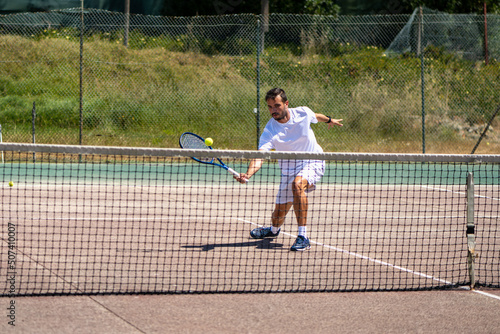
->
xmin=250 ymin=226 xmax=280 ymax=239
xmin=290 ymin=235 xmax=311 ymax=251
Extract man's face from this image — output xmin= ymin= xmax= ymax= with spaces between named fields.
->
xmin=267 ymin=96 xmax=289 ymax=123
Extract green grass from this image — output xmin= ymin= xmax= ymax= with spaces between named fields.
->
xmin=0 ymin=30 xmax=499 ymax=153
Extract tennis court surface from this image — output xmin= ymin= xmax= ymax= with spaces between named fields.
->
xmin=1 ymin=143 xmax=498 ymax=296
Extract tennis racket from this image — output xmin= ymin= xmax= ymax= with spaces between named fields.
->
xmin=179 ymin=132 xmax=246 ymax=182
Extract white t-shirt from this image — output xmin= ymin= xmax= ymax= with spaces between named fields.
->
xmin=259 ymin=106 xmax=323 ymax=176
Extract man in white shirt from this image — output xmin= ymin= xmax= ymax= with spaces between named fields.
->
xmin=235 ymin=88 xmax=343 ymax=251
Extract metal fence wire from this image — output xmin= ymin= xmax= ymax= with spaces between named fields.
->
xmin=0 ymin=8 xmax=498 ymax=153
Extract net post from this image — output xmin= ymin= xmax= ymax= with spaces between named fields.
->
xmin=466 ymin=172 xmax=476 ymax=289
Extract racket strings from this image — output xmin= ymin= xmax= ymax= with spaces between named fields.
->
xmin=180 ymin=134 xmax=212 ymax=162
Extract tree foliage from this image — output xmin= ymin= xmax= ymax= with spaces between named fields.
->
xmin=1 ymin=0 xmax=497 ymax=16
xmin=162 ymin=0 xmax=340 ymax=16
xmin=160 ymin=0 xmax=499 ymax=16
xmin=304 ymin=0 xmax=341 ymax=15
xmin=401 ymin=0 xmax=499 ymax=14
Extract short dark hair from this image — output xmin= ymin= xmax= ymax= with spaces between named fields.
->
xmin=265 ymin=88 xmax=287 ymax=102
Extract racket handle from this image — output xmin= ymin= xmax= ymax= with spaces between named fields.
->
xmin=227 ymin=167 xmax=248 ymax=183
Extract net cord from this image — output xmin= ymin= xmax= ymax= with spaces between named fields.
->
xmin=0 ymin=143 xmax=499 ymax=163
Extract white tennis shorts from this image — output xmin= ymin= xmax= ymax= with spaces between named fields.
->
xmin=275 ymin=160 xmax=325 ymax=204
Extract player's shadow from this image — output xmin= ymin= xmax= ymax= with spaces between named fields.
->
xmin=183 ymin=239 xmax=283 ymax=251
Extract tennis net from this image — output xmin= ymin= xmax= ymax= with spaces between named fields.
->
xmin=0 ymin=143 xmax=498 ymax=295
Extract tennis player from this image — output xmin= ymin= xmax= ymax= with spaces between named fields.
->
xmin=235 ymin=88 xmax=343 ymax=251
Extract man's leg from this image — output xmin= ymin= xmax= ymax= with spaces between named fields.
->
xmin=271 ymin=202 xmax=292 ymax=228
xmin=290 ymin=176 xmax=312 ymax=251
xmin=250 ymin=203 xmax=291 ymax=239
xmin=291 ymin=176 xmax=310 ymax=227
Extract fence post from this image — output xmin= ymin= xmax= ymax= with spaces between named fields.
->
xmin=256 ymin=17 xmax=262 ymax=150
xmin=419 ymin=7 xmax=426 ymax=154
xmin=483 ymin=2 xmax=489 ymax=65
xmin=32 ymin=102 xmax=36 ymax=162
xmin=0 ymin=124 xmax=4 ymax=163
xmin=79 ymin=1 xmax=84 ymax=146
xmin=124 ymin=0 xmax=130 ymax=48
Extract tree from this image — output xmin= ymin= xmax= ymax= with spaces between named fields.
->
xmin=401 ymin=0 xmax=499 ymax=14
xmin=162 ymin=0 xmax=341 ymax=16
xmin=304 ymin=0 xmax=340 ymax=15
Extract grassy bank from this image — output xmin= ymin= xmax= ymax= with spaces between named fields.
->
xmin=0 ymin=31 xmax=498 ymax=153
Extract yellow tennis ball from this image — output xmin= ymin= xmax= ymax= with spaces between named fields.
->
xmin=205 ymin=137 xmax=213 ymax=146
xmin=8 ymin=181 xmax=13 ymax=187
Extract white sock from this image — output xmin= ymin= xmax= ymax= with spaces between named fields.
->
xmin=271 ymin=226 xmax=280 ymax=234
xmin=298 ymin=226 xmax=307 ymax=238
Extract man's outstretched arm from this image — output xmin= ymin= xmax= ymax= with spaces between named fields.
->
xmin=315 ymin=114 xmax=343 ymax=128
xmin=235 ymin=157 xmax=264 ymax=184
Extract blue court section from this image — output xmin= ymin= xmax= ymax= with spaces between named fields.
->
xmin=1 ymin=160 xmax=497 ymax=186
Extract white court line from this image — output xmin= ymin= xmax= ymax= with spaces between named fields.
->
xmin=237 ymin=218 xmax=500 ymax=301
xmin=29 ymin=217 xmax=166 ymax=221
xmin=419 ymin=186 xmax=500 ymax=301
xmin=458 ymin=285 xmax=500 ymax=301
xmin=421 ymin=185 xmax=500 ymax=202
xmin=237 ymin=218 xmax=452 ymax=285
xmin=467 ymin=288 xmax=500 ymax=301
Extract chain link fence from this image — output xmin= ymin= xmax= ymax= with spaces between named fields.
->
xmin=0 ymin=8 xmax=498 ymax=153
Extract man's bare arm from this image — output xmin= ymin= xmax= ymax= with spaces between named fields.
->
xmin=315 ymin=113 xmax=343 ymax=129
xmin=235 ymin=151 xmax=265 ymax=183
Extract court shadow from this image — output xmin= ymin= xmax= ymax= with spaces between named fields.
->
xmin=182 ymin=239 xmax=283 ymax=251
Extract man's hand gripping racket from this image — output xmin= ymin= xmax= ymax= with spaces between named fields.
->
xmin=179 ymin=132 xmax=247 ymax=183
